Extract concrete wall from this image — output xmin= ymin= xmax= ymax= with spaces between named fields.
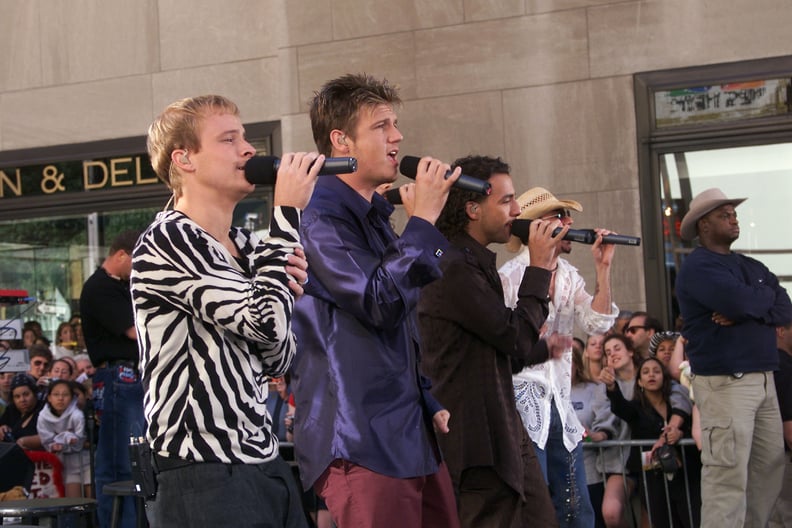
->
xmin=2 ymin=0 xmax=791 ymax=314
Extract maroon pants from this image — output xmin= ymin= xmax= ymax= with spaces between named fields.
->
xmin=315 ymin=459 xmax=460 ymax=528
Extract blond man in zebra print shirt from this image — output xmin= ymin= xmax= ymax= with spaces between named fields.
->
xmin=131 ymin=95 xmax=320 ymax=528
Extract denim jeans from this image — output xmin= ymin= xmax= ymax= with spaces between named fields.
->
xmin=93 ymin=365 xmax=145 ymax=528
xmin=534 ymin=401 xmax=595 ymax=528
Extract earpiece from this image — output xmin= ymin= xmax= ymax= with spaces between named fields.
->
xmin=338 ymin=135 xmax=347 ymax=146
xmin=180 ymin=152 xmax=190 ymax=164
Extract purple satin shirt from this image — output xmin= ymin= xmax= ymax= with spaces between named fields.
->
xmin=292 ymin=175 xmax=449 ymax=490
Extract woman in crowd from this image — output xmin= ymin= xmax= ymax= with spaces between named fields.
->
xmin=0 ymin=373 xmax=45 ymax=450
xmin=571 ymin=344 xmax=619 ymax=528
xmin=584 ymin=333 xmax=606 ymax=380
xmin=49 ymin=358 xmax=74 ymax=382
xmin=22 ymin=328 xmax=37 ymax=350
xmin=597 ymin=334 xmax=640 ymax=528
xmin=604 ymin=356 xmax=701 ymax=528
xmin=52 ymin=322 xmax=79 ymax=359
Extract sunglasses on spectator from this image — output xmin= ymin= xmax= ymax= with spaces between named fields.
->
xmin=624 ymin=325 xmax=647 ymax=334
xmin=31 ymin=359 xmax=49 ymax=367
xmin=541 ymin=209 xmax=572 ymax=221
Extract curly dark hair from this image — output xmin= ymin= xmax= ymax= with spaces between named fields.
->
xmin=435 ymin=155 xmax=510 ymax=240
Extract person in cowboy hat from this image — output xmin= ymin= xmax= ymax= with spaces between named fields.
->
xmin=675 ymin=187 xmax=792 ymax=528
xmin=499 ymin=187 xmax=619 ymax=527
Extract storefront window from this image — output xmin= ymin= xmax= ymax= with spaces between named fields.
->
xmin=0 ymin=208 xmax=158 ymax=341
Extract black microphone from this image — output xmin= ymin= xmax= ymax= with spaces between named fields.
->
xmin=244 ymin=156 xmax=358 ymax=185
xmin=384 ymin=187 xmax=403 ymax=205
xmin=510 ymin=219 xmax=641 ymax=246
xmin=399 ymin=156 xmax=491 ymax=196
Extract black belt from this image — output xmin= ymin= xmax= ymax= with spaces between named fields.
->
xmin=153 ymin=453 xmax=196 ymax=473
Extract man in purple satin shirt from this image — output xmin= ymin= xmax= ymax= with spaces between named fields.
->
xmin=291 ymin=73 xmax=462 ymax=528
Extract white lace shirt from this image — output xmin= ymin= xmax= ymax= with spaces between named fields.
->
xmin=499 ymin=246 xmax=618 ymax=451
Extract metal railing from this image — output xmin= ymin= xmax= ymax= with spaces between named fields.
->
xmin=583 ymin=438 xmax=699 ymax=528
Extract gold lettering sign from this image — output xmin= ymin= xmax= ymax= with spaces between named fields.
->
xmin=0 ymin=154 xmax=163 ymax=200
xmin=83 ymin=160 xmax=108 ymax=190
xmin=0 ymin=169 xmax=22 ymax=198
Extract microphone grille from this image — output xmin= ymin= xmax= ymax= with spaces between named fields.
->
xmin=510 ymin=219 xmax=531 ymax=244
xmin=383 ymin=187 xmax=403 ymax=205
xmin=244 ymin=156 xmax=278 ymax=185
xmin=398 ymin=156 xmax=421 ymax=180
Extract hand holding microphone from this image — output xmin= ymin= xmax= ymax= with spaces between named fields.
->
xmin=244 ymin=154 xmax=358 ymax=210
xmin=510 ymin=219 xmax=641 ymax=247
xmin=244 ymin=155 xmax=357 ymax=185
xmin=381 ymin=183 xmax=416 ymax=216
xmin=398 ymin=155 xmax=491 ymax=196
xmin=271 ymin=153 xmax=325 ymax=210
xmin=529 ymin=218 xmax=570 ymax=270
xmin=384 ymin=155 xmax=492 ymax=207
xmin=409 ymin=157 xmax=461 ymax=225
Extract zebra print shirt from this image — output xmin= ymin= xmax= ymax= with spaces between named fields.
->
xmin=130 ymin=207 xmax=301 ymax=464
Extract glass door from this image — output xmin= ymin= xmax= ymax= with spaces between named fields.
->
xmin=0 ymin=208 xmax=159 ymax=343
xmin=659 ymin=142 xmax=792 ymax=323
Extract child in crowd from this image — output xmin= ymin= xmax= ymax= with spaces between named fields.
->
xmin=37 ymin=379 xmax=86 ymax=497
xmin=648 ymin=331 xmax=680 ymax=371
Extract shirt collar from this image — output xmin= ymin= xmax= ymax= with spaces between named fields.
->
xmin=317 ymin=175 xmax=395 ymax=224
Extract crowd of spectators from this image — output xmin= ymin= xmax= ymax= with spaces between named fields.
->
xmin=0 ymin=317 xmax=95 ymax=498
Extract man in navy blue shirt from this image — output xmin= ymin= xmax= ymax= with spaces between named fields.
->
xmin=292 ymin=73 xmax=461 ymax=528
xmin=676 ymin=187 xmax=792 ymax=528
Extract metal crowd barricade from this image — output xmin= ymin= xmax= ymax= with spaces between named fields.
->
xmin=582 ymin=438 xmax=699 ymax=528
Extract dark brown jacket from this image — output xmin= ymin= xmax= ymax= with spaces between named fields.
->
xmin=418 ymin=232 xmax=552 ymax=496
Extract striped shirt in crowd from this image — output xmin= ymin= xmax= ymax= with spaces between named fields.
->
xmin=130 ymin=206 xmax=301 ymax=464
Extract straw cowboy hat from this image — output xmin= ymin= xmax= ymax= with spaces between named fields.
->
xmin=506 ymin=187 xmax=582 ymax=253
xmin=679 ymin=188 xmax=746 ymax=242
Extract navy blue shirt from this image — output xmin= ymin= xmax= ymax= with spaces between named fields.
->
xmin=676 ymin=247 xmax=792 ymax=375
xmin=292 ymin=175 xmax=449 ymax=490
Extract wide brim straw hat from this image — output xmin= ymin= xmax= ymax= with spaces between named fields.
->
xmin=679 ymin=187 xmax=746 ymax=242
xmin=506 ymin=187 xmax=582 ymax=253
